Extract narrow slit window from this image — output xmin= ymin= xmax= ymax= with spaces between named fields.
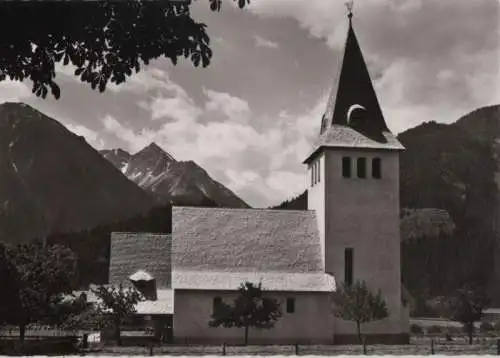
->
xmin=313 ymin=162 xmax=316 ymax=184
xmin=317 ymin=160 xmax=321 ymax=183
xmin=345 ymin=248 xmax=353 ymax=286
xmin=286 ymin=298 xmax=295 ymax=313
xmin=310 ymin=164 xmax=314 ymax=186
xmin=357 ymin=157 xmax=366 ymax=179
xmin=342 ymin=157 xmax=351 ymax=178
xmin=372 ymin=157 xmax=382 ymax=179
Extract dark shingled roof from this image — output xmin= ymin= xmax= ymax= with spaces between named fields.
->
xmin=172 ymin=207 xmax=324 ymax=273
xmin=321 ymin=17 xmax=389 ymax=137
xmin=109 ymin=232 xmax=172 ymax=288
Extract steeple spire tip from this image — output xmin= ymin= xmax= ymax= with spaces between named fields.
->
xmin=345 ymin=0 xmax=354 ymax=23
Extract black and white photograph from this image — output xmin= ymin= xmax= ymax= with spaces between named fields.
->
xmin=0 ymin=0 xmax=498 ymax=356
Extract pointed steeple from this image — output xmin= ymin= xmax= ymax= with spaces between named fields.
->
xmin=320 ymin=7 xmax=389 ymax=141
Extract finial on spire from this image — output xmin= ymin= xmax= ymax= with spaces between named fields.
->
xmin=345 ymin=0 xmax=354 ymax=21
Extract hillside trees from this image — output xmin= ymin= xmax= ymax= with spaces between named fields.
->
xmin=0 ymin=0 xmax=249 ymax=99
xmin=0 ymin=241 xmax=78 ymax=343
xmin=47 ymin=203 xmax=173 ymax=287
xmin=209 ymin=281 xmax=282 ymax=345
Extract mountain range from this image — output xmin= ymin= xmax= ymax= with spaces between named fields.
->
xmin=100 ymin=143 xmax=249 ymax=208
xmin=0 ymin=102 xmax=248 ymax=244
xmin=0 ymin=102 xmax=158 ymax=244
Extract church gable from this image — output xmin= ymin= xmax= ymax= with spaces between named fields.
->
xmin=172 ymin=207 xmax=323 ymax=273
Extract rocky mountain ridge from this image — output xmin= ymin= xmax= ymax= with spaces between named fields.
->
xmin=100 ymin=143 xmax=249 ymax=208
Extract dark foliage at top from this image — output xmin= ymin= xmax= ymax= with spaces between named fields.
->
xmin=0 ymin=0 xmax=249 ymax=99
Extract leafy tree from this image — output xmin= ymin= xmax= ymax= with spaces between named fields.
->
xmin=438 ymin=286 xmax=489 ymax=344
xmin=0 ymin=241 xmax=78 ymax=343
xmin=0 ymin=0 xmax=249 ymax=99
xmin=209 ymin=281 xmax=282 ymax=345
xmin=331 ymin=280 xmax=389 ymax=350
xmin=91 ymin=284 xmax=144 ymax=346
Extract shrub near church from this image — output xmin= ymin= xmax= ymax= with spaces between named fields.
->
xmin=209 ymin=281 xmax=282 ymax=346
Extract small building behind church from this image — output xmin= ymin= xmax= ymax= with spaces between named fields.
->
xmin=104 ymin=11 xmax=410 ymax=345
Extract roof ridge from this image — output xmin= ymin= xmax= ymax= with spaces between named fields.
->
xmin=174 ymin=269 xmax=330 ymax=275
xmin=172 ymin=206 xmax=314 ymax=214
xmin=111 ymin=231 xmax=172 ymax=236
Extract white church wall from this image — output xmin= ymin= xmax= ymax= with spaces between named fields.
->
xmin=321 ymin=148 xmax=406 ymax=339
xmin=173 ymin=290 xmax=334 ymax=344
xmin=307 ymin=152 xmax=326 ymax=269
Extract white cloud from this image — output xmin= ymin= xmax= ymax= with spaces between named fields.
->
xmin=64 ymin=123 xmax=105 ymax=149
xmin=0 ymin=80 xmax=32 ymax=103
xmin=102 ymin=115 xmax=157 ymax=153
xmin=254 ymin=35 xmax=280 ymax=49
xmin=204 ymin=89 xmax=251 ymax=122
xmin=149 ymin=95 xmax=202 ymax=122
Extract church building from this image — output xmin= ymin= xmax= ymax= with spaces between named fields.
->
xmin=106 ymin=9 xmax=410 ymax=345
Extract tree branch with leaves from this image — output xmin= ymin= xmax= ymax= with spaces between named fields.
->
xmin=0 ymin=0 xmax=249 ymax=99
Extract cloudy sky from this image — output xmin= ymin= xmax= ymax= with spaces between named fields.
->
xmin=2 ymin=0 xmax=499 ymax=207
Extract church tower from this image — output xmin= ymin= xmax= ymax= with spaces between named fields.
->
xmin=304 ymin=7 xmax=408 ymax=343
